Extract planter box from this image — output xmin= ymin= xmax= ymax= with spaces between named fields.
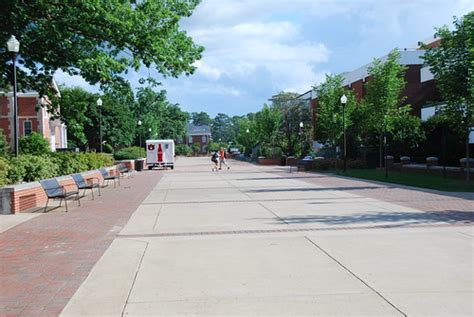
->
xmin=0 ymin=167 xmax=115 ymax=214
xmin=257 ymin=157 xmax=281 ymax=165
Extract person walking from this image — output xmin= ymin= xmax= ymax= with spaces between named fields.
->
xmin=219 ymin=147 xmax=230 ymax=170
xmin=211 ymin=151 xmax=219 ymax=172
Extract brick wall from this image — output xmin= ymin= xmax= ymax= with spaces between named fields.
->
xmin=1 ymin=169 xmax=114 ymax=214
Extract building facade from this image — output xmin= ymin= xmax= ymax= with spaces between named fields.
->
xmin=181 ymin=124 xmax=211 ymax=153
xmin=0 ymin=87 xmax=67 ymax=152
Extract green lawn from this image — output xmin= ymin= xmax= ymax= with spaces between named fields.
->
xmin=330 ymin=169 xmax=474 ymax=192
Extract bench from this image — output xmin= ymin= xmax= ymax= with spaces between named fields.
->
xmin=99 ymin=168 xmax=120 ymax=188
xmin=71 ymin=173 xmax=101 ymax=200
xmin=40 ymin=178 xmax=81 ymax=212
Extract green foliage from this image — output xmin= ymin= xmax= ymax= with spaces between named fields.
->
xmin=0 ymin=156 xmax=10 ymax=186
xmin=311 ymin=158 xmax=338 ymax=170
xmin=422 ymin=12 xmax=474 ymax=137
xmin=313 ymin=74 xmax=357 ymax=145
xmin=8 ymin=155 xmax=58 ymax=183
xmin=114 ymin=147 xmax=145 ymax=160
xmin=191 ymin=112 xmax=212 ymax=126
xmin=191 ymin=143 xmax=201 ymax=154
xmin=19 ymin=132 xmax=50 ymax=155
xmin=0 ymin=1 xmax=203 ymax=98
xmin=175 ymin=144 xmax=192 ymax=156
xmin=207 ymin=142 xmax=220 ymax=152
xmin=0 ymin=129 xmax=8 ymax=156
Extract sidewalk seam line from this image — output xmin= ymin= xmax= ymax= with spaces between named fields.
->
xmin=303 ymin=236 xmax=407 ymax=317
xmin=121 ymin=241 xmax=149 ymax=317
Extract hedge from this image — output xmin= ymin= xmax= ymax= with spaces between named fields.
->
xmin=2 ymin=152 xmax=115 ymax=185
xmin=114 ymin=147 xmax=145 ymax=160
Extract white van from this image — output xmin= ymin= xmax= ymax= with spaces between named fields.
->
xmin=146 ymin=139 xmax=175 ymax=170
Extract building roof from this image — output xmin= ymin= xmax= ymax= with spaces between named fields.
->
xmin=187 ymin=124 xmax=211 ymax=136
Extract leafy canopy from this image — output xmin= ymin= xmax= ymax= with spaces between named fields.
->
xmin=0 ymin=0 xmax=204 ymax=97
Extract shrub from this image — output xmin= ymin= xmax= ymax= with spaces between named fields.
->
xmin=347 ymin=159 xmax=367 ymax=169
xmin=114 ymin=147 xmax=145 ymax=160
xmin=8 ymin=155 xmax=59 ymax=183
xmin=311 ymin=158 xmax=338 ymax=170
xmin=0 ymin=129 xmax=8 ymax=157
xmin=176 ymin=144 xmax=192 ymax=156
xmin=19 ymin=132 xmax=51 ymax=155
xmin=191 ymin=143 xmax=200 ymax=155
xmin=0 ymin=157 xmax=10 ymax=186
xmin=207 ymin=142 xmax=219 ymax=152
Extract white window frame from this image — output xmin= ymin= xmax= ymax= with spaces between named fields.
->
xmin=23 ymin=120 xmax=32 ymax=136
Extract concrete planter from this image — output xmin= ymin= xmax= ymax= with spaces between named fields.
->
xmin=384 ymin=155 xmax=394 ymax=168
xmin=400 ymin=156 xmax=411 ymax=165
xmin=257 ymin=157 xmax=281 ymax=165
xmin=460 ymin=157 xmax=474 ymax=171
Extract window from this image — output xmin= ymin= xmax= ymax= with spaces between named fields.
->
xmin=24 ymin=121 xmax=32 ymax=136
xmin=188 ymin=136 xmax=193 ymax=144
xmin=202 ymin=135 xmax=207 ymax=143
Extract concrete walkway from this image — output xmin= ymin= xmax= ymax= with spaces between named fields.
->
xmin=60 ymin=157 xmax=473 ymax=316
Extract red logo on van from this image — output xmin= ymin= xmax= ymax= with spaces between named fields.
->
xmin=157 ymin=144 xmax=163 ymax=162
xmin=147 ymin=144 xmax=155 ymax=151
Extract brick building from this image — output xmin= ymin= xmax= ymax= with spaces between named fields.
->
xmin=304 ymin=36 xmax=446 ymax=146
xmin=178 ymin=124 xmax=211 ymax=153
xmin=0 ymin=82 xmax=67 ymax=151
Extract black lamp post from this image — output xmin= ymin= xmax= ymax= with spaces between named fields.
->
xmin=7 ymin=35 xmax=20 ymax=157
xmin=299 ymin=121 xmax=304 ymax=156
xmin=138 ymin=120 xmax=142 ymax=147
xmin=96 ymin=97 xmax=103 ymax=152
xmin=340 ymin=94 xmax=347 ymax=172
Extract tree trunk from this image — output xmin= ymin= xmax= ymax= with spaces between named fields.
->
xmin=466 ymin=131 xmax=470 ymax=182
xmin=379 ymin=133 xmax=383 ymax=169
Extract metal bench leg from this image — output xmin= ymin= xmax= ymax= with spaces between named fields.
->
xmin=77 ymin=193 xmax=81 ymax=206
xmin=64 ymin=198 xmax=68 ymax=212
xmin=98 ymin=185 xmax=101 ymax=196
xmin=91 ymin=187 xmax=94 ymax=200
xmin=44 ymin=198 xmax=49 ymax=213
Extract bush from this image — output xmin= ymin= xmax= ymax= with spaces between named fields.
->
xmin=0 ymin=157 xmax=10 ymax=186
xmin=311 ymin=158 xmax=339 ymax=170
xmin=0 ymin=129 xmax=8 ymax=157
xmin=8 ymin=155 xmax=59 ymax=183
xmin=191 ymin=143 xmax=200 ymax=155
xmin=207 ymin=142 xmax=219 ymax=152
xmin=347 ymin=159 xmax=367 ymax=169
xmin=114 ymin=147 xmax=145 ymax=160
xmin=176 ymin=144 xmax=192 ymax=156
xmin=19 ymin=132 xmax=51 ymax=155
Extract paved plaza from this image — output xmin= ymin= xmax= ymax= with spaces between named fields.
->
xmin=1 ymin=157 xmax=473 ymax=316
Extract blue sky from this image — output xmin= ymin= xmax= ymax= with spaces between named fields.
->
xmin=54 ymin=0 xmax=473 ymax=118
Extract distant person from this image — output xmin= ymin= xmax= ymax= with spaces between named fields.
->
xmin=211 ymin=151 xmax=219 ymax=172
xmin=219 ymin=147 xmax=230 ymax=170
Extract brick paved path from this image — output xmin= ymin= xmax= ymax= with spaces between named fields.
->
xmin=275 ymin=168 xmax=474 ymax=213
xmin=0 ymin=171 xmax=162 ymax=317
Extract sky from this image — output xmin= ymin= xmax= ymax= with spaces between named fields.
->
xmin=54 ymin=0 xmax=474 ymax=118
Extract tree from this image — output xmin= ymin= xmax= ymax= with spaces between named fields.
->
xmin=423 ymin=12 xmax=474 ymax=181
xmin=211 ymin=113 xmax=233 ymax=142
xmin=363 ymin=50 xmax=420 ymax=168
xmin=0 ymin=1 xmax=203 ymax=101
xmin=271 ymin=92 xmax=310 ymax=156
xmin=313 ymin=74 xmax=357 ymax=152
xmin=0 ymin=129 xmax=9 ymax=156
xmin=191 ymin=112 xmax=212 ymax=126
xmin=254 ymin=104 xmax=282 ymax=156
xmin=19 ymin=132 xmax=50 ymax=155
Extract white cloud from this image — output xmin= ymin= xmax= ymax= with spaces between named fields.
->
xmin=53 ymin=69 xmax=99 ymax=92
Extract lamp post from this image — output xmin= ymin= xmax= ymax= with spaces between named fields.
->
xmin=96 ymin=98 xmax=103 ymax=152
xmin=148 ymin=127 xmax=152 ymax=138
xmin=138 ymin=120 xmax=142 ymax=147
xmin=299 ymin=121 xmax=304 ymax=156
xmin=340 ymin=94 xmax=347 ymax=172
xmin=7 ymin=35 xmax=20 ymax=157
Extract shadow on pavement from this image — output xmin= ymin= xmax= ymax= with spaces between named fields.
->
xmin=273 ymin=210 xmax=474 ymax=226
xmin=246 ymin=186 xmax=382 ymax=193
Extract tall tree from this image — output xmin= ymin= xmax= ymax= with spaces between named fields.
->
xmin=211 ymin=113 xmax=233 ymax=142
xmin=313 ymin=74 xmax=357 ymax=151
xmin=423 ymin=12 xmax=474 ymax=180
xmin=363 ymin=50 xmax=421 ymax=168
xmin=0 ymin=0 xmax=203 ymax=101
xmin=271 ymin=91 xmax=310 ymax=156
xmin=191 ymin=112 xmax=212 ymax=126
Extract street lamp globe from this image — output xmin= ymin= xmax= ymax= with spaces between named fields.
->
xmin=340 ymin=94 xmax=347 ymax=104
xmin=138 ymin=120 xmax=142 ymax=126
xmin=246 ymin=128 xmax=250 ymax=133
xmin=96 ymin=97 xmax=102 ymax=106
xmin=7 ymin=35 xmax=20 ymax=53
xmin=299 ymin=122 xmax=304 ymax=128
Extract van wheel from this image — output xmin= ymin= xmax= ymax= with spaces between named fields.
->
xmin=148 ymin=166 xmax=152 ymax=170
xmin=170 ymin=165 xmax=174 ymax=170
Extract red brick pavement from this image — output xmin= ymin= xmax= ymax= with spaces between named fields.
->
xmin=274 ymin=169 xmax=474 ymax=213
xmin=0 ymin=170 xmax=162 ymax=317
